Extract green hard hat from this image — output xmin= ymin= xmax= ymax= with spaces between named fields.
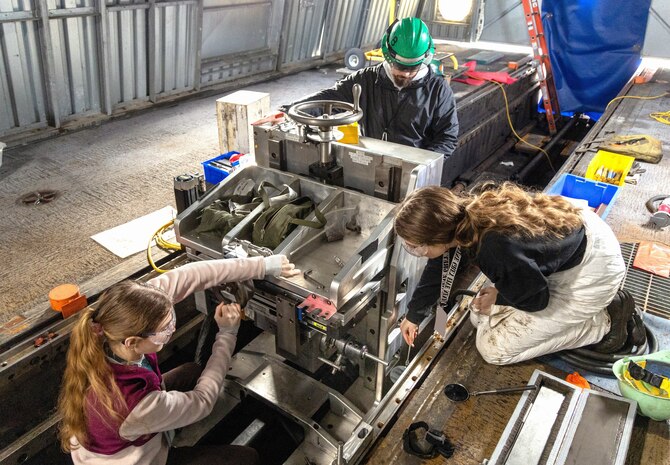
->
xmin=381 ymin=17 xmax=435 ymax=68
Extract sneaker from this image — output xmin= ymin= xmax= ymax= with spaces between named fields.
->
xmin=592 ymin=289 xmax=635 ymax=353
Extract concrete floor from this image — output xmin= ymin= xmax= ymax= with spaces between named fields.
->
xmin=0 ymin=66 xmax=341 ymax=325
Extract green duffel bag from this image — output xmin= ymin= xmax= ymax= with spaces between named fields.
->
xmin=195 ymin=181 xmax=287 ymax=236
xmin=252 ymin=196 xmax=327 ymax=249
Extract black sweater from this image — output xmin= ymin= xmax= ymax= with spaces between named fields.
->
xmin=405 ymin=226 xmax=587 ymax=324
xmin=280 ymin=64 xmax=459 ymax=158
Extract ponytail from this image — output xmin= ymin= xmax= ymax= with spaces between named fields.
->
xmin=58 ymin=307 xmax=128 ymax=451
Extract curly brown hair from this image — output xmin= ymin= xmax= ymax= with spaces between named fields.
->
xmin=394 ymin=182 xmax=583 ymax=249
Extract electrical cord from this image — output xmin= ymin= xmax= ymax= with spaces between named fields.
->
xmin=645 ymin=194 xmax=670 ymax=214
xmin=147 ymin=220 xmax=181 ymax=273
xmin=605 ymin=91 xmax=669 ymax=110
xmin=650 ymin=110 xmax=670 ymax=125
xmin=556 ymin=324 xmax=658 ymax=377
xmin=490 ymin=80 xmax=557 ymax=173
xmin=605 ymin=91 xmax=670 ymax=126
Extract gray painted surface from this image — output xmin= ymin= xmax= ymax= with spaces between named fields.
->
xmin=644 ymin=0 xmax=670 ymax=58
xmin=479 ymin=0 xmax=529 ymax=45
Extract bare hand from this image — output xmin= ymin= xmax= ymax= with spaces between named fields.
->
xmin=400 ymin=318 xmax=419 ymax=347
xmin=472 ymin=286 xmax=498 ymax=316
xmin=279 ymin=255 xmax=301 ymax=278
xmin=214 ymin=302 xmax=242 ymax=329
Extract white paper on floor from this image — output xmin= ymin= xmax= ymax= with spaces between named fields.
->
xmin=91 ymin=206 xmax=177 ymax=258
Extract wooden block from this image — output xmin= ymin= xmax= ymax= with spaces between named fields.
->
xmin=216 ymin=91 xmax=270 ymax=156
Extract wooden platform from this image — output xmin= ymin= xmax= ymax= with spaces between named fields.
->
xmin=363 ymin=320 xmax=670 ymax=465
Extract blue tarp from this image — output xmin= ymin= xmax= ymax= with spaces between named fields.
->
xmin=542 ymin=0 xmax=651 ymax=114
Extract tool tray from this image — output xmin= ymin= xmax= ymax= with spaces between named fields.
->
xmin=175 ymin=166 xmax=396 ymax=310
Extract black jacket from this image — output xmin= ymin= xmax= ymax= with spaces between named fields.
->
xmin=281 ymin=64 xmax=459 ymax=158
xmin=405 ymin=227 xmax=587 ymax=324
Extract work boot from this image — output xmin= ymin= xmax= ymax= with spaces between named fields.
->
xmin=592 ymin=289 xmax=635 ymax=354
xmin=626 ymin=307 xmax=646 ymax=347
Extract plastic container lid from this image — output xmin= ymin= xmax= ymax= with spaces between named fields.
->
xmin=49 ymin=284 xmax=81 ymax=311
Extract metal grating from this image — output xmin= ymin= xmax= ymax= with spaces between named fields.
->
xmin=620 ymin=242 xmax=670 ymax=320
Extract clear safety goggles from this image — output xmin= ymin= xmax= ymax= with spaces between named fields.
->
xmin=141 ymin=308 xmax=177 ymax=345
xmin=402 ymin=239 xmax=429 ymax=257
xmin=390 ymin=62 xmax=421 ymax=74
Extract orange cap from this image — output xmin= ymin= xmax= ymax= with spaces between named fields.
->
xmin=49 ymin=284 xmax=88 ymax=318
xmin=49 ymin=284 xmax=81 ymax=311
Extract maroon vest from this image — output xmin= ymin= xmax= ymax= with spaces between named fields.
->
xmin=84 ymin=353 xmax=162 ymax=454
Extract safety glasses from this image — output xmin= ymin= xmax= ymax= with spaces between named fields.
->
xmin=402 ymin=239 xmax=429 ymax=257
xmin=390 ymin=62 xmax=421 ymax=75
xmin=141 ymin=308 xmax=177 ymax=345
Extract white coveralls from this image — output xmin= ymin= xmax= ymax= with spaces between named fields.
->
xmin=470 ymin=209 xmax=625 ymax=365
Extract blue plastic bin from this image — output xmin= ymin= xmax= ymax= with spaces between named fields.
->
xmin=547 ymin=174 xmax=620 ymax=219
xmin=202 ymin=151 xmax=240 ymax=185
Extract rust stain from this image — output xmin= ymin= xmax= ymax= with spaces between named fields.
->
xmin=0 ymin=315 xmax=29 ymax=335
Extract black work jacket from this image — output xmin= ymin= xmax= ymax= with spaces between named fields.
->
xmin=405 ymin=227 xmax=587 ymax=324
xmin=282 ymin=64 xmax=459 ymax=158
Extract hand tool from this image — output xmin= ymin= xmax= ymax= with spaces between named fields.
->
xmin=444 ymin=382 xmax=537 ymax=402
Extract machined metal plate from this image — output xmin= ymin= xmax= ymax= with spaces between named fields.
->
xmin=486 ymin=370 xmax=637 ymax=465
xmin=243 ymin=360 xmax=330 ymax=419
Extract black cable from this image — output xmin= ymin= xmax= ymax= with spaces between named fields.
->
xmin=645 ymin=194 xmax=670 ymax=214
xmin=556 ymin=324 xmax=658 ymax=378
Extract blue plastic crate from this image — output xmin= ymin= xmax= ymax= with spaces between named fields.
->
xmin=547 ymin=174 xmax=620 ymax=219
xmin=202 ymin=151 xmax=240 ymax=185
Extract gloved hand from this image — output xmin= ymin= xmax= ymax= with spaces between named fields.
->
xmin=264 ymin=255 xmax=301 ymax=278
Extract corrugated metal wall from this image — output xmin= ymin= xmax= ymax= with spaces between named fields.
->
xmin=0 ymin=0 xmax=423 ymax=139
xmin=359 ymin=0 xmax=389 ymax=49
xmin=0 ymin=0 xmax=422 ymax=140
xmin=643 ymin=0 xmax=670 ymax=58
xmin=199 ymin=0 xmax=282 ymax=85
xmin=278 ymin=0 xmax=328 ymax=67
xmin=12 ymin=0 xmax=667 ymax=142
xmin=107 ymin=2 xmax=149 ymax=106
xmin=0 ymin=1 xmax=47 ymax=135
xmin=321 ymin=0 xmax=366 ymax=59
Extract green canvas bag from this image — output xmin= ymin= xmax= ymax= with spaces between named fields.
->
xmin=195 ymin=181 xmax=284 ymax=236
xmin=252 ymin=196 xmax=327 ymax=249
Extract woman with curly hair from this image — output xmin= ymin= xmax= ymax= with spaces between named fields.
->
xmin=57 ymin=255 xmax=299 ymax=464
xmin=394 ymin=182 xmax=630 ymax=365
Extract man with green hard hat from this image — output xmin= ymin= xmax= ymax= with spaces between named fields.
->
xmin=280 ymin=17 xmax=459 ymax=183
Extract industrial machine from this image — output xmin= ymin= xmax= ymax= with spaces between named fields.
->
xmin=174 ymin=86 xmax=458 ymax=464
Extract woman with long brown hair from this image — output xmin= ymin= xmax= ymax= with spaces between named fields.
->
xmin=58 ymin=255 xmax=299 ymax=464
xmin=394 ymin=183 xmax=631 ymax=365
